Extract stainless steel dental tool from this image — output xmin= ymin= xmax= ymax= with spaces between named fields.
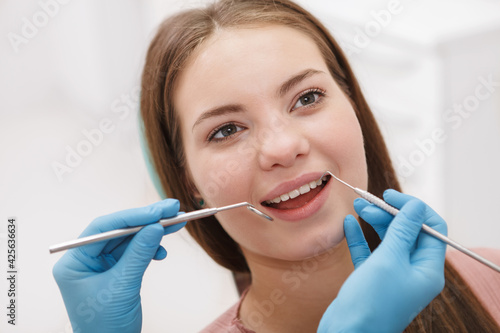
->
xmin=323 ymin=171 xmax=500 ymax=273
xmin=49 ymin=202 xmax=272 ymax=254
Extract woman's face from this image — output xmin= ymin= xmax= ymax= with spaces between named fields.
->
xmin=174 ymin=25 xmax=367 ymax=262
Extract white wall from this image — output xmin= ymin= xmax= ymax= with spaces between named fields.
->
xmin=0 ymin=0 xmax=499 ymax=332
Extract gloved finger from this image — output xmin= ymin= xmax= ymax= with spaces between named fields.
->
xmin=113 ymin=223 xmax=164 ymax=281
xmin=412 ymin=216 xmax=447 ymax=273
xmin=384 ymin=190 xmax=447 ymax=237
xmin=414 ymin=220 xmax=447 ymax=253
xmin=103 ymin=214 xmax=187 ymax=256
xmin=79 ymin=199 xmax=180 ymax=258
xmin=84 ymin=199 xmax=181 ymax=236
xmin=103 ymin=234 xmax=133 ymax=258
xmin=163 ymin=221 xmax=187 ymax=235
xmin=411 ymin=236 xmax=447 ymax=275
xmin=105 ymin=222 xmax=186 ymax=262
xmin=354 ymin=198 xmax=392 ymax=240
xmin=353 ymin=197 xmax=370 ymax=212
xmin=417 ymin=207 xmax=447 ymax=236
xmin=153 ymin=246 xmax=167 ymax=260
xmin=383 ymin=190 xmax=419 ymax=210
xmin=383 ymin=199 xmax=426 ymax=253
xmin=106 ymin=217 xmax=186 ymax=256
xmin=344 ymin=215 xmax=371 ymax=269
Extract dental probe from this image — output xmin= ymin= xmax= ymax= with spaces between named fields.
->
xmin=49 ymin=202 xmax=272 ymax=254
xmin=323 ymin=171 xmax=500 ymax=274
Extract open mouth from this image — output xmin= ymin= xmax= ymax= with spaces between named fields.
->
xmin=261 ymin=174 xmax=331 ymax=210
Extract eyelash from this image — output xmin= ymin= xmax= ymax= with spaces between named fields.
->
xmin=206 ymin=87 xmax=327 ymax=143
xmin=292 ymin=88 xmax=326 ymax=111
xmin=207 ymin=122 xmax=245 ymax=143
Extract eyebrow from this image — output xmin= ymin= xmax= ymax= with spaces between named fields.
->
xmin=192 ymin=104 xmax=245 ymax=131
xmin=277 ymin=68 xmax=325 ymax=97
xmin=192 ymin=68 xmax=325 ymax=131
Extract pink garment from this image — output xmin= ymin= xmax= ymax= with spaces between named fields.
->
xmin=446 ymin=247 xmax=500 ymax=325
xmin=200 ymin=248 xmax=500 ymax=332
xmin=200 ymin=289 xmax=254 ymax=333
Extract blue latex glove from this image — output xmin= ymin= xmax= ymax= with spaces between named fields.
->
xmin=53 ymin=199 xmax=185 ymax=333
xmin=318 ymin=190 xmax=447 ymax=333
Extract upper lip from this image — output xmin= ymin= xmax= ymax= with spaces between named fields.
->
xmin=259 ymin=172 xmax=326 ymax=204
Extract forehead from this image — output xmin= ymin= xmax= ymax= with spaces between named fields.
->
xmin=173 ymin=25 xmax=329 ymax=122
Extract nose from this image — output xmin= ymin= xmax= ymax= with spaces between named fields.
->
xmin=257 ymin=125 xmax=310 ymax=170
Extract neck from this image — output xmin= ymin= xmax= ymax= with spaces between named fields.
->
xmin=239 ymin=239 xmax=354 ymax=333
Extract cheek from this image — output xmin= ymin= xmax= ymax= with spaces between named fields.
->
xmin=334 ymin=121 xmax=365 ymax=167
xmin=338 ymin=123 xmax=367 ymax=189
xmin=186 ymin=146 xmax=252 ymax=206
xmin=318 ymin=110 xmax=365 ymax=168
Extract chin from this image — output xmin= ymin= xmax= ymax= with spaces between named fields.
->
xmin=269 ymin=223 xmax=346 ymax=262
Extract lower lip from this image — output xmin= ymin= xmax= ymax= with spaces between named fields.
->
xmin=262 ymin=178 xmax=332 ymax=222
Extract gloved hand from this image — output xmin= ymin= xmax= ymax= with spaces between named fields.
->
xmin=318 ymin=190 xmax=447 ymax=333
xmin=53 ymin=199 xmax=185 ymax=333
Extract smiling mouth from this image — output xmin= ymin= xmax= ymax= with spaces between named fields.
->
xmin=262 ymin=175 xmax=331 ymax=210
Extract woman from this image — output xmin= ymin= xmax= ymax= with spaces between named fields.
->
xmin=53 ymin=0 xmax=500 ymax=332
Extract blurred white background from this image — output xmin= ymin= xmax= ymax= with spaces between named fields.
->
xmin=0 ymin=0 xmax=499 ymax=332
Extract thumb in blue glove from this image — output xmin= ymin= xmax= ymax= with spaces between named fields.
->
xmin=318 ymin=190 xmax=447 ymax=332
xmin=53 ymin=199 xmax=185 ymax=333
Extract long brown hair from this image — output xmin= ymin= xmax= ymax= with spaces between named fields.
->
xmin=140 ymin=0 xmax=499 ymax=331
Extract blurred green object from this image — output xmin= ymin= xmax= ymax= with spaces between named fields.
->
xmin=139 ymin=119 xmax=167 ymax=199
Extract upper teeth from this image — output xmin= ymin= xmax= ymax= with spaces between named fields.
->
xmin=265 ymin=176 xmax=328 ymax=205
